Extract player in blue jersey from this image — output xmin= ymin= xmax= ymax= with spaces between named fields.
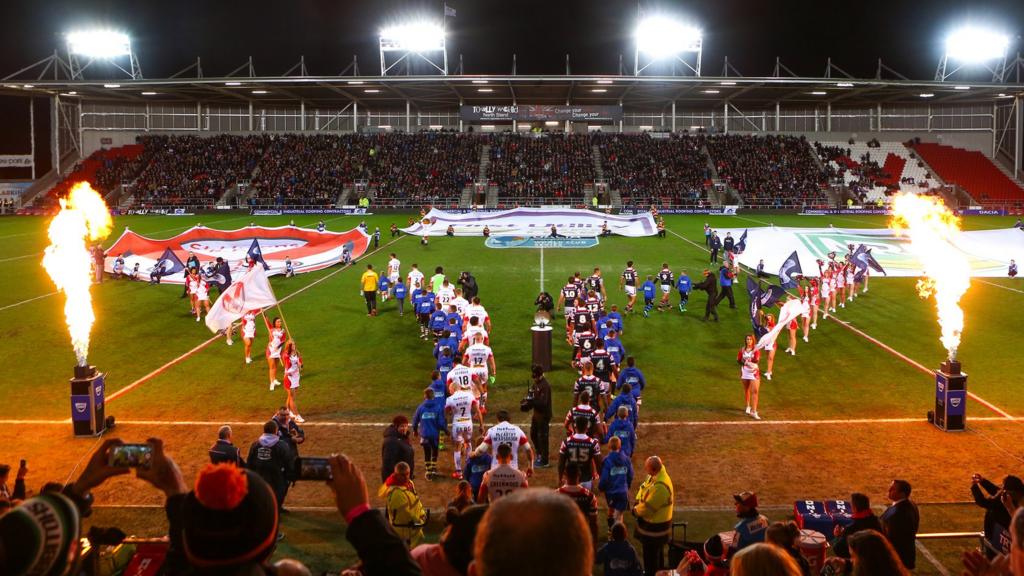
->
xmin=377 ymin=274 xmax=391 ymax=302
xmin=413 ymin=387 xmax=447 ymax=480
xmin=641 ymin=276 xmax=657 ymax=318
xmin=676 ymin=269 xmax=692 ymax=312
xmin=598 ymin=435 xmax=635 ymax=531
xmin=415 ymin=288 xmax=436 ymax=339
xmin=393 ymin=280 xmax=407 ymax=316
xmin=604 ymin=405 xmax=637 ymax=458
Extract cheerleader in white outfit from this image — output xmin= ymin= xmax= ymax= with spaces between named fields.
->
xmin=187 ymin=268 xmax=211 ymax=322
xmin=264 ymin=316 xmax=287 ymax=390
xmin=799 ymin=283 xmax=811 ymax=343
xmin=282 ymin=340 xmax=304 ymax=423
xmin=760 ymin=312 xmax=777 ymax=381
xmin=738 ymin=334 xmax=762 ymax=420
xmin=835 ymin=264 xmax=847 ymax=308
xmin=846 ymin=262 xmax=856 ymax=301
xmin=820 ymin=270 xmax=832 ymax=320
xmin=240 ymin=309 xmax=260 ymax=363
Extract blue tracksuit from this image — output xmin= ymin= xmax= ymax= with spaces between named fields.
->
xmin=465 ymin=452 xmax=493 ymax=496
xmin=598 ymin=449 xmax=634 ymax=495
xmin=677 ymin=274 xmax=691 ymax=296
xmin=413 ymin=397 xmax=447 ymax=440
xmin=604 ymin=336 xmax=626 ymax=365
xmin=617 ymin=366 xmax=646 ymax=400
xmin=416 ymin=293 xmax=436 ymax=315
xmin=641 ymin=281 xmax=656 ymax=303
xmin=378 ymin=276 xmax=391 ymax=293
xmin=394 ymin=283 xmax=407 ymax=300
xmin=605 ymin=418 xmax=637 ymax=457
xmin=606 ymin=311 xmax=624 ymax=334
xmin=434 ymin=335 xmax=460 ymax=360
xmin=430 ymin=377 xmax=447 ymax=400
xmin=606 ymin=392 xmax=638 ymax=428
xmin=437 ymin=356 xmax=454 ymax=384
xmin=429 ymin=310 xmax=448 ymax=332
xmin=445 ymin=312 xmax=463 ymax=331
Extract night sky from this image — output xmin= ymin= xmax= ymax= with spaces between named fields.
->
xmin=1 ymin=0 xmax=1022 ymax=169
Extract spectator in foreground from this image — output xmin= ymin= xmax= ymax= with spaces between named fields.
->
xmin=470 ymin=488 xmax=593 ymax=576
xmin=380 ymin=461 xmax=428 ymax=548
xmin=880 ymin=479 xmax=919 ymax=570
xmin=382 ymin=415 xmax=416 ymax=484
xmin=632 ymin=456 xmax=674 ymax=576
xmin=765 ymin=521 xmax=811 ymax=576
xmin=971 ymin=473 xmax=1023 ymax=558
xmin=832 ymin=492 xmax=882 ymax=559
xmin=412 ymin=504 xmax=487 ymax=576
xmin=247 ymin=421 xmax=293 ymax=512
xmin=730 ymin=543 xmax=801 ymax=576
xmin=447 ymin=480 xmax=475 ymax=514
xmin=732 ymin=491 xmax=769 ymax=553
xmin=0 ymin=462 xmax=27 ymax=501
xmin=596 ymin=522 xmax=643 ymax=576
xmin=824 ymin=529 xmax=909 ymax=576
xmin=208 ymin=425 xmax=245 ymax=466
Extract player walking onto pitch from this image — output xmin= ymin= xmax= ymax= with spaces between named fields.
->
xmin=656 ymin=264 xmax=674 ymax=312
xmin=738 ymin=334 xmax=762 ymax=420
xmin=464 ymin=333 xmax=496 ymax=414
xmin=445 ymin=380 xmax=484 ymax=480
xmin=264 ymin=316 xmax=287 ymax=390
xmin=620 ymin=261 xmax=638 ymax=313
xmin=281 ymin=340 xmax=304 ymax=423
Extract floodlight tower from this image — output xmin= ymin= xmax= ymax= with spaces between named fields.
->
xmin=935 ymin=27 xmax=1011 ymax=82
xmin=66 ymin=30 xmax=142 ymax=80
xmin=379 ymin=22 xmax=448 ymax=76
xmin=634 ymin=16 xmax=703 ymax=76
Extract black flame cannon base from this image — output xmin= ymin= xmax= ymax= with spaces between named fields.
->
xmin=934 ymin=359 xmax=967 ymax=432
xmin=70 ymin=365 xmax=106 ymax=437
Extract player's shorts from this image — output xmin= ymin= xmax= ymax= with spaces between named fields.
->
xmin=624 ymin=285 xmax=637 ymax=297
xmin=243 ymin=325 xmax=256 ymax=340
xmin=605 ymin=491 xmax=629 ymax=512
xmin=580 ymin=479 xmax=594 ymax=491
xmin=388 ymin=273 xmax=400 ymax=283
xmin=451 ymin=421 xmax=473 ymax=444
xmin=564 ymin=306 xmax=576 ymax=317
xmin=660 ymin=285 xmax=672 ymax=294
xmin=469 ymin=366 xmax=489 ymax=385
xmin=597 ymin=380 xmax=611 ymax=397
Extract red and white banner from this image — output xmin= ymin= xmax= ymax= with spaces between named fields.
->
xmin=205 ymin=266 xmax=279 ymax=332
xmin=104 ymin=224 xmax=370 ymax=284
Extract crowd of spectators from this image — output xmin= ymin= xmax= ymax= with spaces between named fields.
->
xmin=249 ymin=134 xmax=358 ymax=207
xmin=592 ymin=132 xmax=711 ymax=207
xmin=488 ymin=132 xmax=594 ymax=202
xmin=706 ymin=134 xmax=828 ymax=208
xmin=130 ymin=134 xmax=267 ymax=208
xmin=362 ymin=132 xmax=481 ymax=207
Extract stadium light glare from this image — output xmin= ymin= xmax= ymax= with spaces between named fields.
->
xmin=364 ymin=89 xmax=380 ymax=93
xmin=591 ymin=88 xmax=607 ymax=93
xmin=702 ymin=89 xmax=719 ymax=94
xmin=544 ymin=121 xmax=560 ymax=126
xmin=720 ymin=81 xmax=737 ymax=86
xmin=23 ymin=84 xmax=34 ymax=89
xmin=954 ymin=85 xmax=970 ymax=90
xmin=224 ymin=82 xmax=242 ymax=86
xmin=103 ymin=84 xmax=120 ymax=88
xmin=66 ymin=30 xmax=131 ymax=59
xmin=809 ymin=91 xmax=827 ymax=95
xmin=141 ymin=91 xmax=157 ymax=95
xmin=347 ymin=80 xmax=364 ymax=85
xmin=380 ymin=22 xmax=445 ymax=53
xmin=477 ymin=88 xmax=493 ymax=93
xmin=471 ymin=80 xmax=489 ymax=84
xmin=945 ymin=27 xmax=1009 ymax=63
xmin=635 ymin=17 xmax=702 ymax=59
xmin=836 ymin=82 xmax=854 ymax=87
xmin=597 ymin=79 xmax=614 ymax=84
xmin=428 ymin=124 xmax=444 ymax=129
xmin=251 ymin=90 xmax=268 ymax=94
xmin=920 ymin=93 xmax=935 ymax=98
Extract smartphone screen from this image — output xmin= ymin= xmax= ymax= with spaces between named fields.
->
xmin=108 ymin=444 xmax=153 ymax=468
xmin=296 ymin=457 xmax=332 ymax=481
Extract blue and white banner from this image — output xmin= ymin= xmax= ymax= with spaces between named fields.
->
xmin=402 ymin=207 xmax=657 ymax=237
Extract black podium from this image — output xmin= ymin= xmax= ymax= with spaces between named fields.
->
xmin=531 ymin=325 xmax=552 ymax=372
xmin=70 ymin=365 xmax=106 ymax=437
xmin=934 ymin=359 xmax=967 ymax=432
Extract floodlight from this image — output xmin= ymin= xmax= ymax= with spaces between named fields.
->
xmin=380 ymin=22 xmax=445 ymax=53
xmin=945 ymin=27 xmax=1008 ymax=63
xmin=635 ymin=17 xmax=701 ymax=59
xmin=67 ymin=30 xmax=131 ymax=59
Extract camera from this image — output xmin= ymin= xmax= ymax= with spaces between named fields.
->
xmin=108 ymin=444 xmax=153 ymax=469
xmin=520 ymin=383 xmax=536 ymax=412
xmin=294 ymin=457 xmax=333 ymax=481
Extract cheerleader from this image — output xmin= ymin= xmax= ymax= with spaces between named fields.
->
xmin=799 ymin=282 xmax=811 ymax=343
xmin=845 ymin=260 xmax=856 ymax=301
xmin=861 ymin=267 xmax=870 ymax=293
xmin=239 ymin=308 xmax=260 ymax=364
xmin=264 ymin=316 xmax=287 ymax=390
xmin=820 ymin=270 xmax=832 ymax=320
xmin=187 ymin=268 xmax=211 ymax=322
xmin=783 ymin=297 xmax=799 ymax=356
xmin=281 ymin=340 xmax=304 ymax=423
xmin=738 ymin=334 xmax=762 ymax=420
xmin=760 ymin=311 xmax=777 ymax=381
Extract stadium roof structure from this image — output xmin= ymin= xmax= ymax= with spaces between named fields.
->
xmin=4 ymin=55 xmax=1024 ymax=111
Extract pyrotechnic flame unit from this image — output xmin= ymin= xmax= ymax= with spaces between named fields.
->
xmin=41 ymin=182 xmax=113 ymax=436
xmin=890 ymin=193 xmax=971 ymax=433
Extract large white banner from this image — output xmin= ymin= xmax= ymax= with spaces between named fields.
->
xmin=719 ymin=226 xmax=1024 ymax=278
xmin=401 ymin=207 xmax=658 ymax=238
xmin=205 ymin=266 xmax=279 ymax=333
xmin=0 ymin=155 xmax=34 ymax=168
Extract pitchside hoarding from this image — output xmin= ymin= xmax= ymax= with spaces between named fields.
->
xmin=460 ymin=105 xmax=623 ymax=122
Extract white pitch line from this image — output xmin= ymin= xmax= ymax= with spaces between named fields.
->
xmin=0 ymin=291 xmax=58 ymax=312
xmin=0 ymin=253 xmax=40 ymax=263
xmin=976 ymin=278 xmax=1024 ymax=294
xmin=3 ymin=416 xmax=1015 ymax=427
xmin=666 ymin=226 xmax=1018 ymax=420
xmin=104 ymin=234 xmax=407 ymax=402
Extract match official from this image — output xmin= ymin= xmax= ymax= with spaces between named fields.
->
xmin=361 ymin=263 xmax=379 ymax=317
xmin=632 ymin=456 xmax=674 ymax=576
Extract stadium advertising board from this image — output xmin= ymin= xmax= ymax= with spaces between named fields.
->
xmin=251 ymin=208 xmax=369 ymax=215
xmin=621 ymin=206 xmax=738 ymax=215
xmin=460 ymin=105 xmax=623 ymax=121
xmin=0 ymin=182 xmax=31 ymax=199
xmin=0 ymin=155 xmax=33 ymax=168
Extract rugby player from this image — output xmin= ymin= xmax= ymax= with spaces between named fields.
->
xmin=558 ymin=415 xmax=603 ymax=490
xmin=444 ymin=379 xmax=483 ymax=480
xmin=619 ymin=261 xmax=639 ymax=313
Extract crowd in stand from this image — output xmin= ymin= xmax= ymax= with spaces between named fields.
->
xmin=593 ymin=132 xmax=711 ymax=207
xmin=131 ymin=135 xmax=268 ymax=208
xmin=364 ymin=133 xmax=481 ymax=206
xmin=488 ymin=132 xmax=594 ymax=201
xmin=706 ymin=134 xmax=828 ymax=207
xmin=249 ymin=134 xmax=357 ymax=207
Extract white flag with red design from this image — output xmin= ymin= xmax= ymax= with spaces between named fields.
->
xmin=205 ymin=266 xmax=279 ymax=333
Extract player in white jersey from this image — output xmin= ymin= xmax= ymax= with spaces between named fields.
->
xmin=407 ymin=264 xmax=425 ymax=291
xmin=386 ymin=253 xmax=401 ymax=282
xmin=476 ymin=410 xmax=534 ymax=474
xmin=446 ymin=359 xmax=475 ymax=395
xmin=459 ymin=316 xmax=490 ymax=352
xmin=463 ymin=297 xmax=491 ymax=331
xmin=436 ymin=280 xmax=456 ymax=307
xmin=450 ymin=290 xmax=470 ymax=317
xmin=445 ymin=382 xmax=483 ymax=479
xmin=477 ymin=444 xmax=528 ymax=502
xmin=464 ymin=333 xmax=496 ymax=414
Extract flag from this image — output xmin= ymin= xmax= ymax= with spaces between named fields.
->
xmin=852 ymin=244 xmax=887 ymax=276
xmin=444 ymin=4 xmax=457 ymax=17
xmin=746 ymin=277 xmax=765 ymax=337
xmin=755 ymin=298 xmax=803 ymax=351
xmin=735 ymin=229 xmax=748 ymax=254
xmin=247 ymin=239 xmax=270 ymax=270
xmin=150 ymin=248 xmax=185 ymax=279
xmin=778 ymin=250 xmax=802 ymax=289
xmin=205 ymin=266 xmax=279 ymax=333
xmin=758 ymin=284 xmax=786 ymax=308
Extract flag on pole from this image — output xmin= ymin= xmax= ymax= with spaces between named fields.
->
xmin=735 ymin=229 xmax=748 ymax=254
xmin=150 ymin=248 xmax=185 ymax=279
xmin=444 ymin=4 xmax=457 ymax=17
xmin=746 ymin=277 xmax=765 ymax=337
xmin=852 ymin=244 xmax=887 ymax=276
xmin=247 ymin=239 xmax=270 ymax=270
xmin=205 ymin=266 xmax=279 ymax=333
xmin=778 ymin=250 xmax=803 ymax=289
xmin=755 ymin=298 xmax=803 ymax=351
